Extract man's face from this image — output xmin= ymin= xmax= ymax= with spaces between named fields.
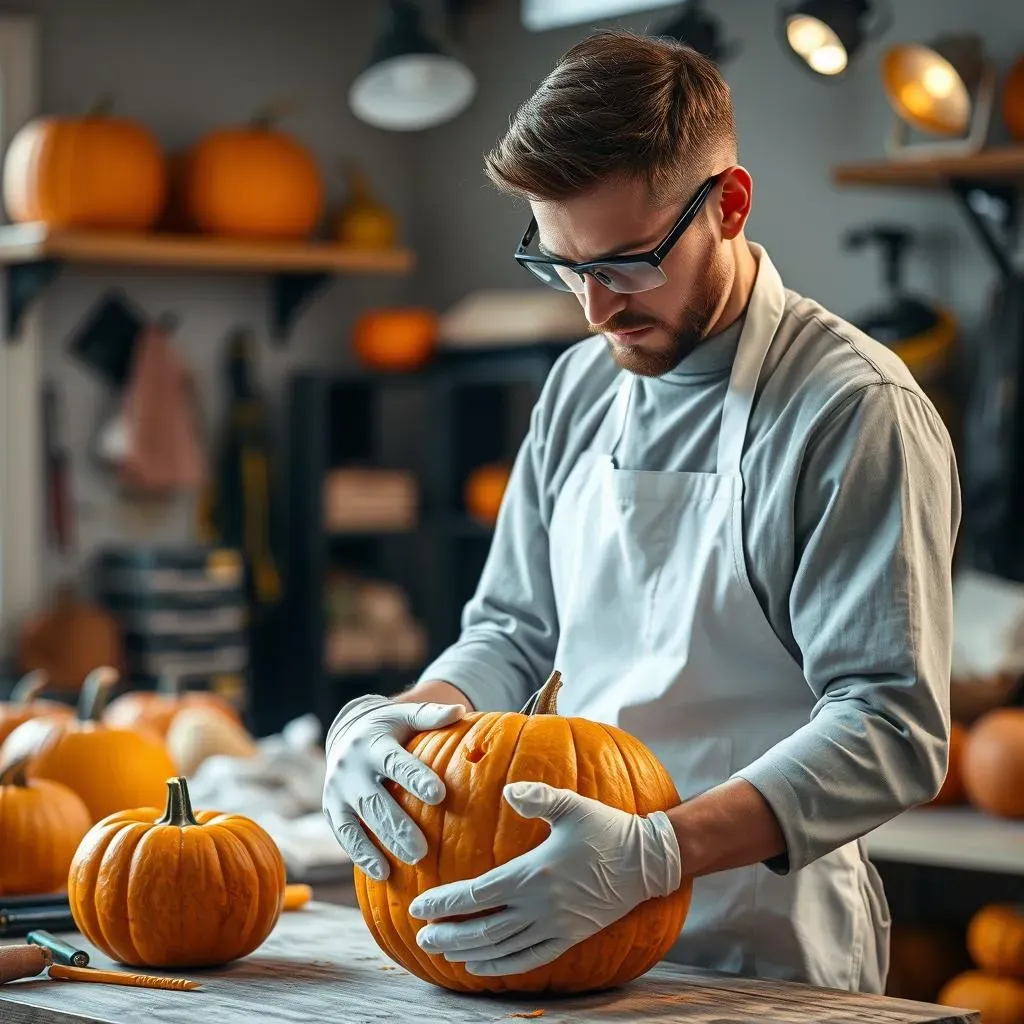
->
xmin=530 ymin=174 xmax=733 ymax=377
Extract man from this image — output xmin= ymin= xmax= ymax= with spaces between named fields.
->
xmin=323 ymin=30 xmax=960 ymax=994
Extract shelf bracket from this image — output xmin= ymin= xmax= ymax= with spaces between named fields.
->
xmin=269 ymin=271 xmax=332 ymax=343
xmin=5 ymin=258 xmax=61 ymax=341
xmin=949 ymin=180 xmax=1020 ymax=282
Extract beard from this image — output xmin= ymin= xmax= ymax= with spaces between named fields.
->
xmin=595 ymin=244 xmax=729 ymax=377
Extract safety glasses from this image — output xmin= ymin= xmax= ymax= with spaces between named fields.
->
xmin=514 ymin=173 xmax=720 ymax=295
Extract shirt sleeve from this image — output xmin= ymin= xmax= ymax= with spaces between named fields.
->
xmin=733 ymin=380 xmax=961 ymax=874
xmin=413 ymin=381 xmax=560 ymax=713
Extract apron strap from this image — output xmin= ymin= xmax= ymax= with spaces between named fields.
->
xmin=716 ymin=246 xmax=788 ymax=476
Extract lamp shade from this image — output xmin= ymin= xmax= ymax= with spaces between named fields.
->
xmin=882 ymin=35 xmax=988 ymax=136
xmin=349 ymin=0 xmax=476 ymax=131
xmin=780 ymin=0 xmax=875 ymax=77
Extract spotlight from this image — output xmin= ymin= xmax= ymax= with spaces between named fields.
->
xmin=779 ymin=0 xmax=889 ymax=78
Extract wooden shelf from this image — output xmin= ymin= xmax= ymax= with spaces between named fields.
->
xmin=866 ymin=806 xmax=1024 ymax=875
xmin=832 ymin=145 xmax=1024 ymax=188
xmin=0 ymin=223 xmax=415 ymax=274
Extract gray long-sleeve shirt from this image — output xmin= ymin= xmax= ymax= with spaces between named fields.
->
xmin=413 ymin=277 xmax=961 ymax=873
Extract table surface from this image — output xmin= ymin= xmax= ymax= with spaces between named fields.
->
xmin=0 ymin=902 xmax=978 ymax=1024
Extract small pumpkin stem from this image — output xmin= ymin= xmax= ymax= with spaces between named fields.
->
xmin=77 ymin=666 xmax=120 ymax=722
xmin=532 ymin=670 xmax=562 ymax=716
xmin=86 ymin=94 xmax=115 ymax=118
xmin=156 ymin=674 xmax=183 ymax=699
xmin=250 ymin=97 xmax=297 ymax=131
xmin=157 ymin=777 xmax=201 ymax=827
xmin=0 ymin=756 xmax=31 ymax=788
xmin=11 ymin=669 xmax=47 ymax=704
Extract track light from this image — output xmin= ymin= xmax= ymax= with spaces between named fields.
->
xmin=779 ymin=0 xmax=889 ymax=78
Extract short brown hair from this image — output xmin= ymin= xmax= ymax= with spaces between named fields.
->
xmin=484 ymin=30 xmax=736 ymax=203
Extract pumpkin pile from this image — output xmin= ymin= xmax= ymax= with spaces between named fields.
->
xmin=0 ymin=671 xmax=72 ymax=748
xmin=354 ymin=669 xmax=692 ymax=995
xmin=939 ymin=904 xmax=1024 ymax=1024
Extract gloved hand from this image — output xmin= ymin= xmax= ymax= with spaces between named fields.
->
xmin=321 ymin=694 xmax=466 ymax=880
xmin=408 ymin=781 xmax=682 ymax=976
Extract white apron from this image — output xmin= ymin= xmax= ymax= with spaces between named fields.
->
xmin=546 ymin=246 xmax=890 ymax=992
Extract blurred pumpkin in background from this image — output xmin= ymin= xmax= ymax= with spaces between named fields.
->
xmin=464 ymin=462 xmax=511 ymax=526
xmin=1003 ymin=54 xmax=1024 ymax=142
xmin=0 ymin=671 xmax=72 ymax=748
xmin=928 ymin=720 xmax=966 ymax=806
xmin=353 ymin=307 xmax=437 ymax=371
xmin=962 ymin=707 xmax=1024 ymax=819
xmin=181 ymin=102 xmax=323 ymax=239
xmin=103 ymin=675 xmax=242 ymax=740
xmin=335 ymin=164 xmax=398 ymax=249
xmin=2 ymin=99 xmax=167 ymax=229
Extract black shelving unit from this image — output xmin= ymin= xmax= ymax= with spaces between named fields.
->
xmin=285 ymin=343 xmax=569 ymax=736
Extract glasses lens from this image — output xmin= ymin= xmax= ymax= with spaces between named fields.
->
xmin=523 ymin=260 xmax=577 ymax=292
xmin=589 ymin=262 xmax=666 ymax=293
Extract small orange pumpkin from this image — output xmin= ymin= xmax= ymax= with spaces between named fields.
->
xmin=181 ymin=104 xmax=323 ymax=239
xmin=2 ymin=99 xmax=167 ymax=230
xmin=928 ymin=720 xmax=967 ymax=806
xmin=0 ymin=671 xmax=73 ymax=749
xmin=103 ymin=675 xmax=242 ymax=740
xmin=938 ymin=970 xmax=1024 ymax=1024
xmin=464 ymin=462 xmax=511 ymax=526
xmin=0 ymin=756 xmax=92 ymax=896
xmin=0 ymin=667 xmax=178 ymax=823
xmin=1003 ymin=55 xmax=1024 ymax=142
xmin=354 ymin=670 xmax=692 ymax=995
xmin=352 ymin=308 xmax=437 ymax=371
xmin=962 ymin=707 xmax=1024 ymax=819
xmin=68 ymin=775 xmax=286 ymax=967
xmin=968 ymin=904 xmax=1024 ymax=979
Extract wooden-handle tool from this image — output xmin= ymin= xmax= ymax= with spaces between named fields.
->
xmin=0 ymin=944 xmax=52 ymax=983
xmin=48 ymin=964 xmax=199 ymax=991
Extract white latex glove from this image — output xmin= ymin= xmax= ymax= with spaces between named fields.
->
xmin=321 ymin=694 xmax=466 ymax=880
xmin=408 ymin=781 xmax=682 ymax=976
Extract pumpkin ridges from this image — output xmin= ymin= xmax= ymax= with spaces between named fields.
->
xmin=68 ymin=821 xmax=125 ymax=945
xmin=94 ymin=823 xmax=152 ymax=965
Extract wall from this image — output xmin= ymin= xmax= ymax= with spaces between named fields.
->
xmin=0 ymin=0 xmax=416 ymax=590
xmin=411 ymin=0 xmax=1024 ymax=335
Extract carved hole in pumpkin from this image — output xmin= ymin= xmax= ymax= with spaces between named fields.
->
xmin=466 ymin=745 xmax=486 ymax=763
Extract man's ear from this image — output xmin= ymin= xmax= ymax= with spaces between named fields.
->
xmin=718 ymin=166 xmax=753 ymax=241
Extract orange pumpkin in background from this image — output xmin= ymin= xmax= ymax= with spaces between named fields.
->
xmin=2 ymin=100 xmax=167 ymax=229
xmin=103 ymin=675 xmax=242 ymax=740
xmin=1003 ymin=55 xmax=1024 ymax=142
xmin=928 ymin=720 xmax=967 ymax=806
xmin=968 ymin=904 xmax=1024 ymax=979
xmin=354 ymin=670 xmax=692 ymax=995
xmin=464 ymin=462 xmax=511 ymax=526
xmin=352 ymin=307 xmax=437 ymax=371
xmin=68 ymin=776 xmax=286 ymax=967
xmin=181 ymin=104 xmax=323 ymax=239
xmin=0 ymin=667 xmax=178 ymax=822
xmin=0 ymin=756 xmax=92 ymax=896
xmin=961 ymin=707 xmax=1024 ymax=819
xmin=939 ymin=971 xmax=1024 ymax=1024
xmin=0 ymin=671 xmax=72 ymax=748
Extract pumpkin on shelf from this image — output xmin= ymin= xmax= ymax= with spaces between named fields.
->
xmin=354 ymin=669 xmax=692 ymax=995
xmin=352 ymin=307 xmax=437 ymax=371
xmin=0 ymin=671 xmax=73 ymax=748
xmin=961 ymin=707 xmax=1024 ymax=819
xmin=885 ymin=923 xmax=968 ymax=1003
xmin=335 ymin=164 xmax=398 ymax=249
xmin=180 ymin=102 xmax=323 ymax=240
xmin=464 ymin=462 xmax=511 ymax=526
xmin=2 ymin=98 xmax=167 ymax=230
xmin=1003 ymin=55 xmax=1024 ymax=142
xmin=0 ymin=756 xmax=92 ymax=896
xmin=165 ymin=706 xmax=260 ymax=777
xmin=103 ymin=675 xmax=243 ymax=741
xmin=928 ymin=720 xmax=967 ymax=806
xmin=938 ymin=970 xmax=1024 ymax=1024
xmin=68 ymin=775 xmax=286 ymax=967
xmin=0 ymin=667 xmax=178 ymax=823
xmin=968 ymin=904 xmax=1024 ymax=979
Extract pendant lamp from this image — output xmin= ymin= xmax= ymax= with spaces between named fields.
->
xmin=349 ymin=0 xmax=476 ymax=131
xmin=881 ymin=34 xmax=995 ymax=158
xmin=778 ymin=0 xmax=889 ymax=78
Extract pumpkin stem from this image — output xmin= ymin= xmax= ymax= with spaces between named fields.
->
xmin=532 ymin=670 xmax=562 ymax=715
xmin=11 ymin=669 xmax=47 ymax=704
xmin=86 ymin=94 xmax=115 ymax=118
xmin=250 ymin=97 xmax=298 ymax=130
xmin=156 ymin=674 xmax=184 ymax=699
xmin=77 ymin=666 xmax=120 ymax=722
xmin=0 ymin=756 xmax=31 ymax=788
xmin=157 ymin=777 xmax=200 ymax=828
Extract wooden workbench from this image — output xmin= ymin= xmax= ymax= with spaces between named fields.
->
xmin=0 ymin=902 xmax=977 ymax=1024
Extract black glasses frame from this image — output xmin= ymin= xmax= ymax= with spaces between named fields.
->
xmin=513 ymin=173 xmax=721 ymax=286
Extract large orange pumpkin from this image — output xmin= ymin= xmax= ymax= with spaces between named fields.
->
xmin=962 ymin=707 xmax=1024 ymax=819
xmin=939 ymin=970 xmax=1024 ymax=1024
xmin=0 ymin=757 xmax=92 ymax=896
xmin=968 ymin=904 xmax=1024 ymax=979
xmin=0 ymin=671 xmax=73 ymax=748
xmin=0 ymin=667 xmax=177 ymax=822
xmin=464 ymin=463 xmax=511 ymax=526
xmin=2 ymin=100 xmax=167 ymax=230
xmin=352 ymin=308 xmax=437 ymax=371
xmin=181 ymin=105 xmax=323 ymax=239
xmin=103 ymin=675 xmax=242 ymax=740
xmin=354 ymin=670 xmax=692 ymax=995
xmin=928 ymin=720 xmax=967 ymax=806
xmin=68 ymin=775 xmax=286 ymax=967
